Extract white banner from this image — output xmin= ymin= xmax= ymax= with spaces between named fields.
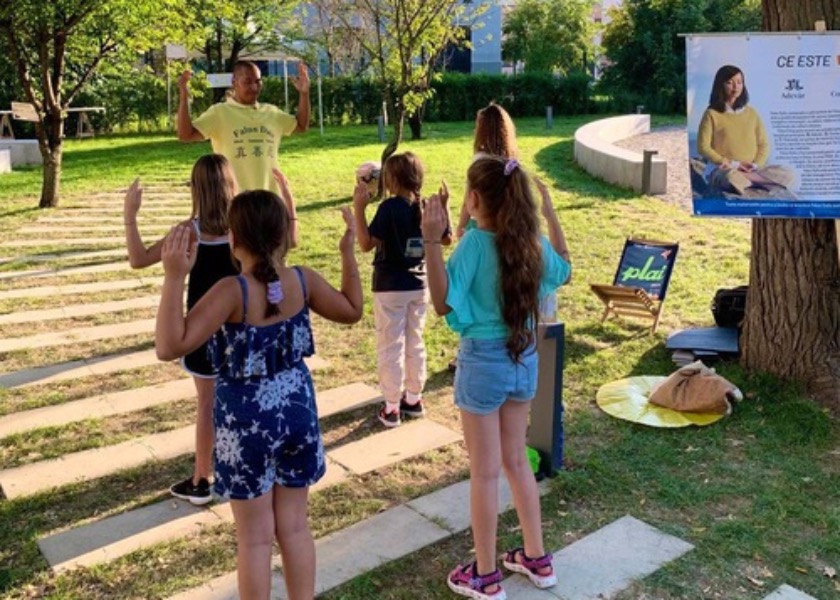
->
xmin=206 ymin=73 xmax=233 ymax=88
xmin=165 ymin=44 xmax=187 ymax=60
xmin=686 ymin=33 xmax=840 ymax=218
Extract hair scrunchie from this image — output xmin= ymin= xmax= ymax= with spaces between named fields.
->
xmin=267 ymin=280 xmax=284 ymax=305
xmin=503 ymin=159 xmax=519 ymax=177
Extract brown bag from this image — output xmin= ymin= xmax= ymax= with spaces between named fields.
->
xmin=649 ymin=360 xmax=741 ymax=415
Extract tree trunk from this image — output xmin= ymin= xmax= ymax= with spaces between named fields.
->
xmin=743 ymin=1 xmax=840 ymax=412
xmin=408 ymin=102 xmax=424 ymax=140
xmin=40 ymin=150 xmax=62 ymax=208
xmin=37 ymin=109 xmax=64 ymax=208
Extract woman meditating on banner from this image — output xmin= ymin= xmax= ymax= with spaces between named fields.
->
xmin=697 ymin=64 xmax=796 ymax=196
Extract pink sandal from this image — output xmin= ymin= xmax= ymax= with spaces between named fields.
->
xmin=447 ymin=562 xmax=506 ymax=600
xmin=502 ymin=548 xmax=557 ymax=588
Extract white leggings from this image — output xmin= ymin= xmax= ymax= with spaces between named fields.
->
xmin=373 ymin=289 xmax=428 ymax=403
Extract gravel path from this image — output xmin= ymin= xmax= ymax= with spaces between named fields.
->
xmin=612 ymin=125 xmax=692 ymax=212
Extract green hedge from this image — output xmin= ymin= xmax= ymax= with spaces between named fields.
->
xmin=59 ymin=70 xmax=600 ymax=132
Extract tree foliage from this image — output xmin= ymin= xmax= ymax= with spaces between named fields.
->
xmin=0 ymin=0 xmax=189 ymax=206
xmin=298 ymin=0 xmax=369 ymax=77
xmin=187 ymin=0 xmax=297 ymax=74
xmin=332 ymin=0 xmax=477 ymax=155
xmin=600 ymin=0 xmax=761 ymax=113
xmin=502 ymin=0 xmax=594 ymax=75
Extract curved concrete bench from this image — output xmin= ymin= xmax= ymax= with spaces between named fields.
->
xmin=573 ymin=115 xmax=667 ymax=195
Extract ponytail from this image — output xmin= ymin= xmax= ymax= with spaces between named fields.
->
xmin=467 ymin=156 xmax=542 ymax=362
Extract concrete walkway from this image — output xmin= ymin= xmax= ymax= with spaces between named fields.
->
xmin=17 ymin=225 xmax=172 ymax=235
xmin=0 ymin=260 xmax=146 ymax=281
xmin=0 ymin=295 xmax=160 ymax=325
xmin=0 ymin=348 xmax=326 ymax=389
xmin=0 ymin=277 xmax=159 ymax=301
xmin=0 ymin=318 xmax=156 ymax=351
xmin=0 ymin=248 xmax=127 ymax=266
xmin=0 ymin=414 xmax=460 ymax=500
xmin=0 ymin=237 xmax=144 ymax=248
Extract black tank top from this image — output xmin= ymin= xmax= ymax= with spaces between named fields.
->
xmin=187 ymin=224 xmax=239 ymax=309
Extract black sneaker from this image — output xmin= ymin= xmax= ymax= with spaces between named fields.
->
xmin=378 ymin=404 xmax=401 ymax=428
xmin=170 ymin=477 xmax=213 ymax=505
xmin=400 ymin=396 xmax=426 ymax=418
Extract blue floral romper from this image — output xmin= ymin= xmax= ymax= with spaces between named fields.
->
xmin=208 ymin=269 xmax=325 ymax=500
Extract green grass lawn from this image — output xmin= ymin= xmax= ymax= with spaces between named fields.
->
xmin=0 ymin=118 xmax=837 ymax=599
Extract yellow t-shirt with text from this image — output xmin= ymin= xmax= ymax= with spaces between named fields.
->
xmin=193 ymin=99 xmax=297 ymax=194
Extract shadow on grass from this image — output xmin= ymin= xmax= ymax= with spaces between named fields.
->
xmin=0 ymin=206 xmax=41 ymax=220
xmin=532 ymin=136 xmax=640 ymax=201
xmin=297 ymin=195 xmax=352 ymax=213
xmin=0 ymin=454 xmax=196 ymax=594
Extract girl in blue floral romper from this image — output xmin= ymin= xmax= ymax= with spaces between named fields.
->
xmin=156 ymin=190 xmax=363 ymax=600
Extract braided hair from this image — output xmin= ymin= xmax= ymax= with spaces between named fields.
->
xmin=227 ymin=190 xmax=292 ymax=318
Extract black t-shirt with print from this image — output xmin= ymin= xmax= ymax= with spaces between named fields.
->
xmin=368 ymin=195 xmax=426 ymax=292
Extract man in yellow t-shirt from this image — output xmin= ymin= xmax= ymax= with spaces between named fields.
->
xmin=177 ymin=60 xmax=310 ymax=195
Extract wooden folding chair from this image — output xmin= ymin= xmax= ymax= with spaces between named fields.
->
xmin=590 ymin=238 xmax=679 ymax=333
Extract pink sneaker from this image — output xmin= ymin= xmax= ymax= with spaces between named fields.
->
xmin=447 ymin=562 xmax=506 ymax=600
xmin=502 ymin=548 xmax=557 ymax=588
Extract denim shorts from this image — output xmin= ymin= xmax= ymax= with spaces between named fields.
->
xmin=454 ymin=337 xmax=538 ymax=415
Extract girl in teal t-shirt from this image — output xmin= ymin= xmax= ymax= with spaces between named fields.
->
xmin=422 ymin=155 xmax=571 ymax=600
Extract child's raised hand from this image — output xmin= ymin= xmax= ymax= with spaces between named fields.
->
xmin=352 ymin=181 xmax=370 ymax=212
xmin=534 ymin=177 xmax=555 ymax=221
xmin=438 ymin=180 xmax=450 ymax=208
xmin=272 ymin=168 xmax=292 ymax=200
xmin=161 ymin=224 xmax=197 ymax=278
xmin=339 ymin=206 xmax=355 ymax=254
xmin=421 ymin=195 xmax=447 ymax=241
xmin=124 ymin=178 xmax=143 ymax=221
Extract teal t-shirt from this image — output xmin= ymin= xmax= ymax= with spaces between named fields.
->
xmin=444 ymin=229 xmax=570 ymax=338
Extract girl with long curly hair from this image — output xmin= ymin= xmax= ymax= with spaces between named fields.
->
xmin=422 ymin=155 xmax=571 ymax=600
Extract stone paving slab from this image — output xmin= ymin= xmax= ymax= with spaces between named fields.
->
xmin=0 ymin=260 xmax=145 ymax=282
xmin=36 ymin=431 xmax=354 ymax=570
xmin=0 ymin=348 xmax=163 ymax=388
xmin=0 ymin=318 xmax=156 ymax=351
xmin=171 ymin=504 xmax=453 ymax=600
xmin=37 ymin=412 xmax=460 ymax=570
xmin=39 ymin=498 xmax=218 ymax=572
xmin=329 ymin=419 xmax=462 ymax=474
xmin=0 ymin=248 xmax=126 ymax=266
xmin=0 ymin=277 xmax=157 ymax=301
xmin=317 ymin=382 xmax=381 ymax=418
xmin=762 ymin=585 xmax=818 ymax=600
xmin=49 ymin=207 xmax=186 ymax=215
xmin=167 ymin=475 xmax=552 ymax=600
xmin=0 ymin=378 xmax=194 ymax=439
xmin=508 ymin=515 xmax=694 ymax=600
xmin=36 ymin=216 xmax=181 ymax=224
xmin=60 ymin=199 xmax=185 ymax=206
xmin=0 ymin=295 xmax=160 ymax=325
xmin=33 ymin=415 xmax=452 ymax=572
xmin=18 ymin=225 xmax=170 ymax=234
xmin=0 ymin=349 xmax=326 ymax=389
xmin=407 ymin=475 xmax=531 ymax=534
xmin=0 ymin=425 xmax=196 ymax=499
xmin=0 ymin=237 xmax=136 ymax=248
xmin=179 ymin=456 xmax=348 ymax=526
